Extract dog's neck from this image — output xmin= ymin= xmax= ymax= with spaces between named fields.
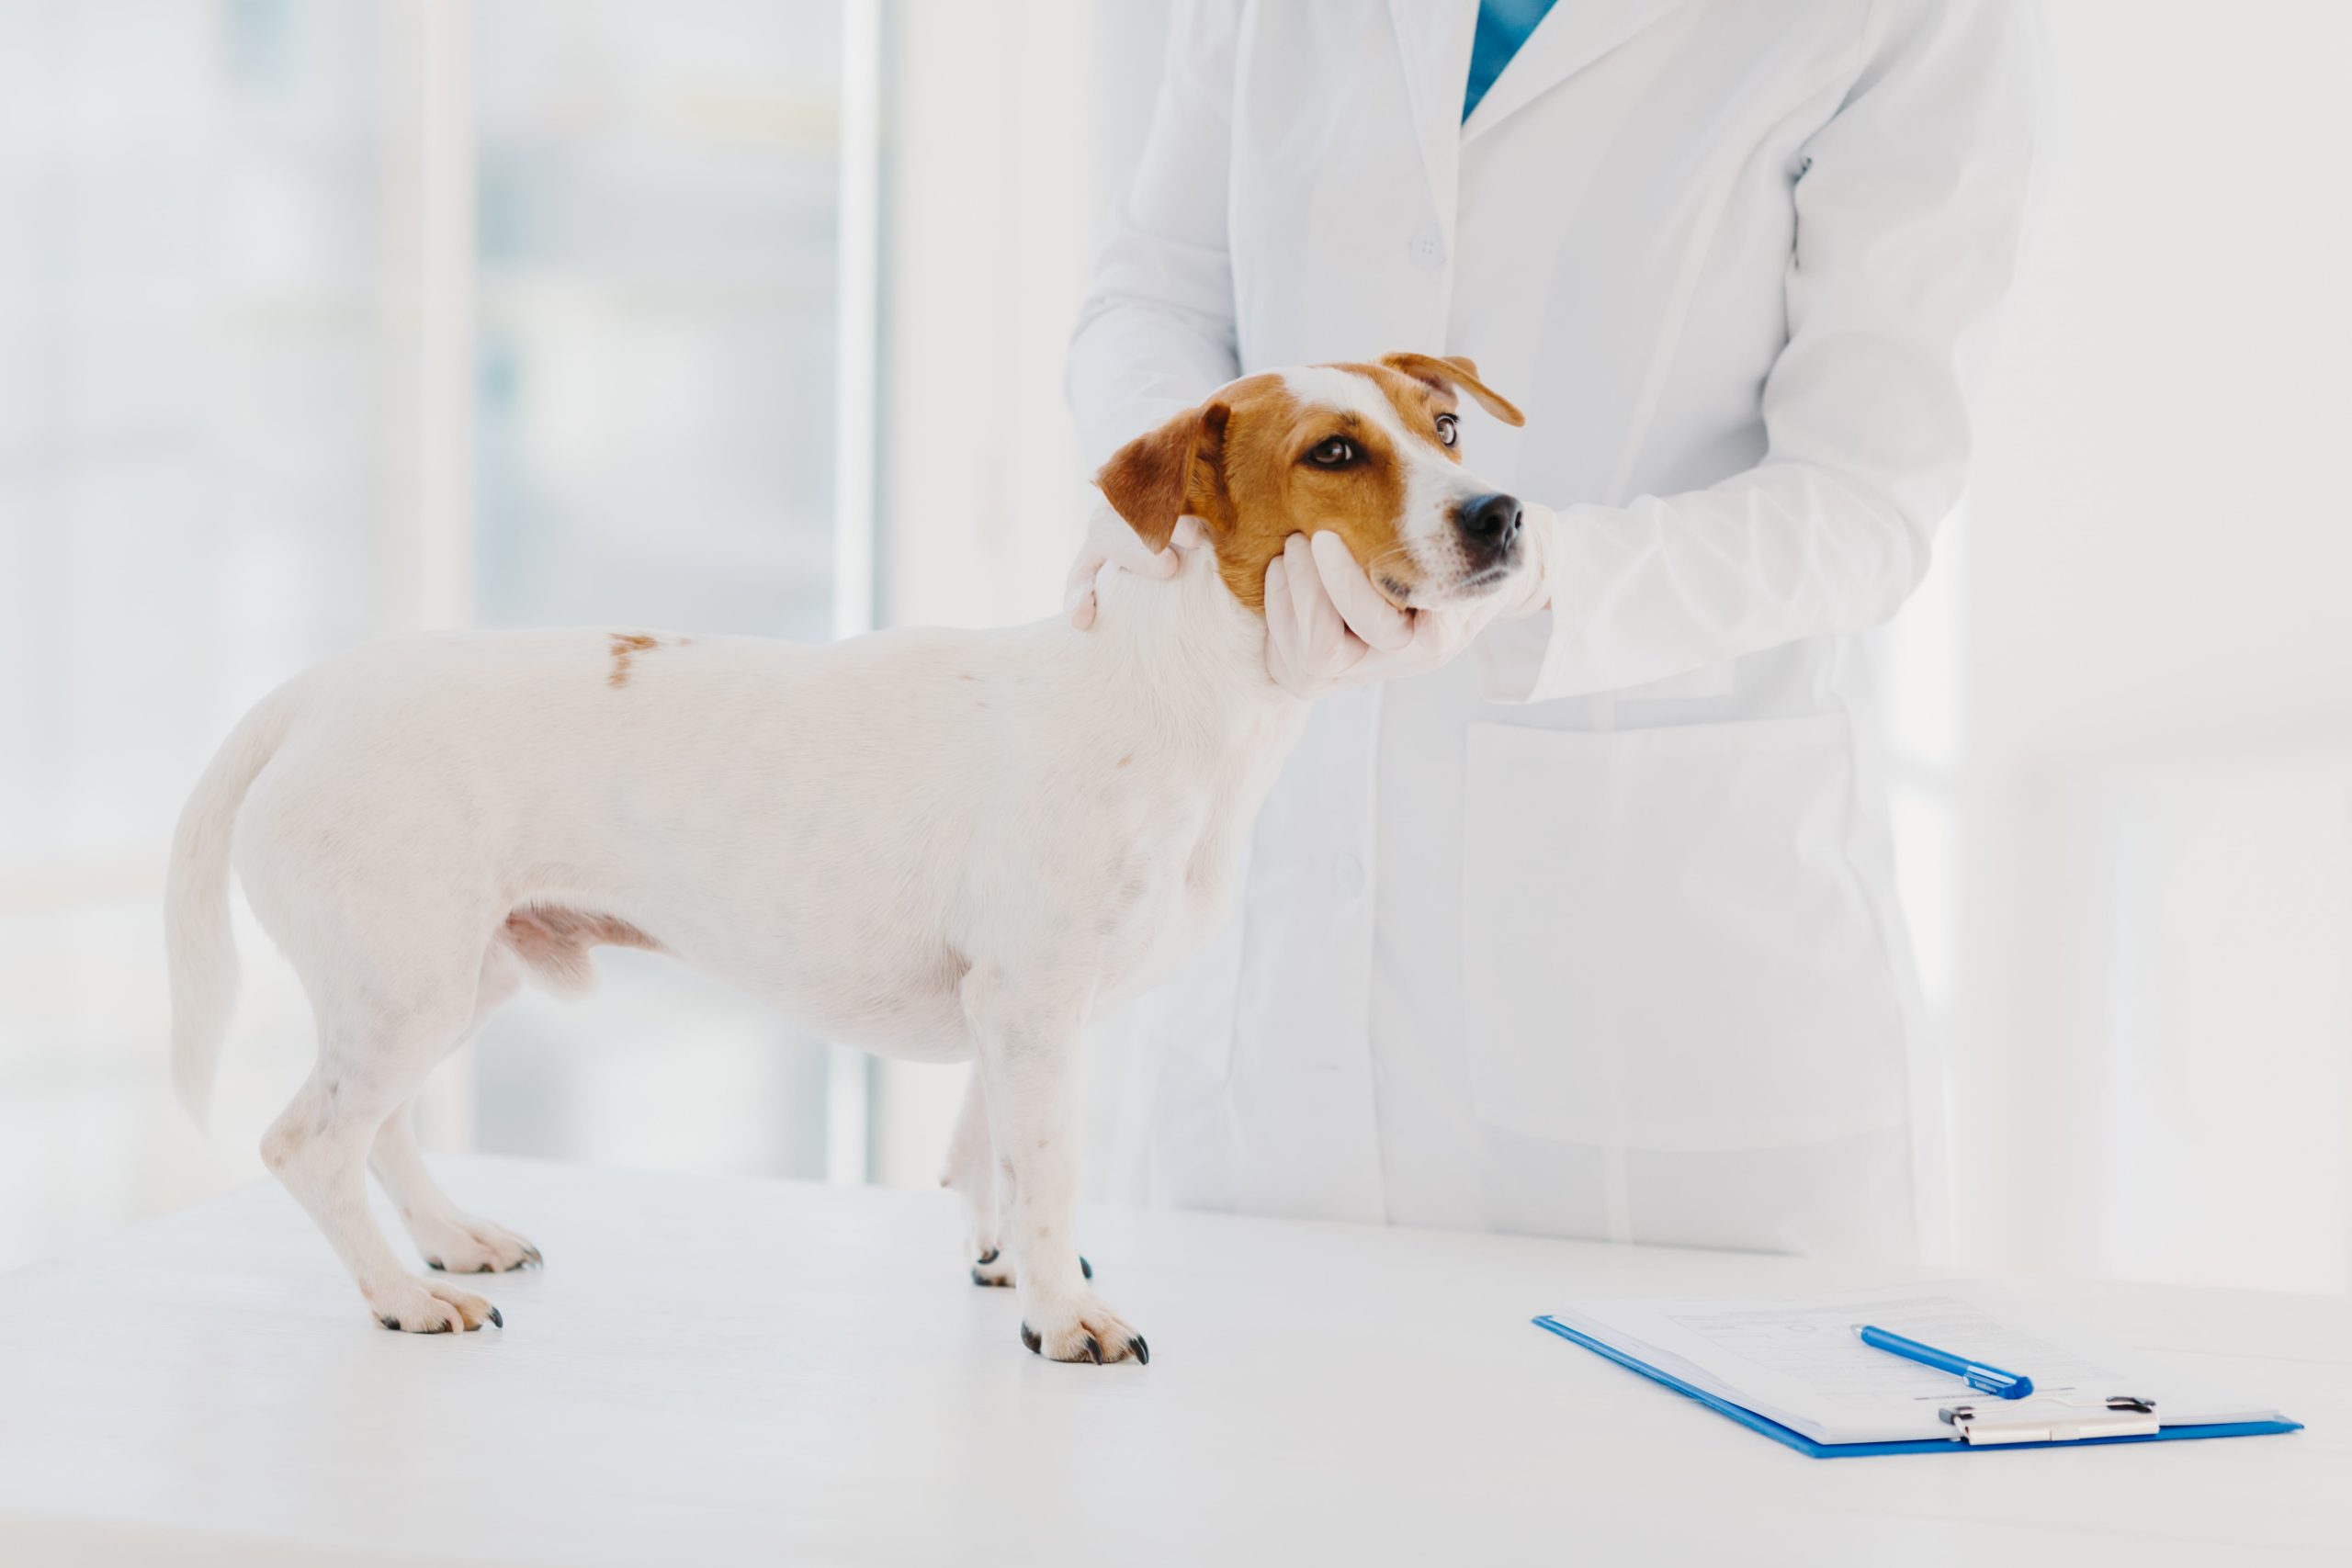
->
xmin=1079 ymin=543 xmax=1306 ymax=760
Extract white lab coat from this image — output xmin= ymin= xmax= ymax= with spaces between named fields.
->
xmin=1067 ymin=0 xmax=2041 ymax=1258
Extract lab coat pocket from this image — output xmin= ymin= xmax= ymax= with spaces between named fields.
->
xmin=1461 ymin=714 xmax=1909 ymax=1152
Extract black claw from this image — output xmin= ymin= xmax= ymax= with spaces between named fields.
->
xmin=487 ymin=1306 xmax=503 ymax=1328
xmin=976 ymin=1248 xmax=1000 ymax=1266
xmin=424 ymin=1258 xmax=444 ymax=1271
xmin=379 ymin=1315 xmax=401 ymax=1331
xmin=475 ymin=1262 xmax=494 ymax=1274
xmin=1080 ymin=1256 xmax=1093 ymax=1280
xmin=425 ymin=1319 xmax=451 ymax=1335
xmin=1084 ymin=1336 xmax=1103 ymax=1365
xmin=1127 ymin=1336 xmax=1149 ymax=1366
xmin=1020 ymin=1323 xmax=1042 ymax=1355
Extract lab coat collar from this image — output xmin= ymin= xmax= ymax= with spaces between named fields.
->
xmin=1383 ymin=0 xmax=1691 ymax=221
xmin=1460 ymin=0 xmax=1692 ymax=145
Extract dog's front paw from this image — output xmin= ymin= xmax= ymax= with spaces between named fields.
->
xmin=1019 ymin=1292 xmax=1147 ymax=1366
xmin=365 ymin=1275 xmax=503 ymax=1335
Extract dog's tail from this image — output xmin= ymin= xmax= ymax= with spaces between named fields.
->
xmin=165 ymin=678 xmax=304 ymax=1128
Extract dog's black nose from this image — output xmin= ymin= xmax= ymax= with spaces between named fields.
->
xmin=1456 ymin=492 xmax=1522 ymax=554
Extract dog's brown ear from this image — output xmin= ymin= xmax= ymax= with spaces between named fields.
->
xmin=1094 ymin=401 xmax=1230 ymax=549
xmin=1380 ymin=352 xmax=1525 ymax=428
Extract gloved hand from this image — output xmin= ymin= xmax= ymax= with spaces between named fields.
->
xmin=1262 ymin=515 xmax=1555 ymax=699
xmin=1063 ymin=500 xmax=1208 ymax=631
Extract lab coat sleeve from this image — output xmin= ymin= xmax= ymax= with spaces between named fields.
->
xmin=1486 ymin=0 xmax=2044 ymax=704
xmin=1066 ymin=0 xmax=1245 ymax=469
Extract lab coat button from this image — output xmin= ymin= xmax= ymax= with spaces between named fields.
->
xmin=1334 ymin=853 xmax=1365 ymax=897
xmin=1408 ymin=223 xmax=1446 ymax=273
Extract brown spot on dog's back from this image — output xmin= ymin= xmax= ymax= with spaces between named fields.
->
xmin=607 ymin=632 xmax=662 ymax=687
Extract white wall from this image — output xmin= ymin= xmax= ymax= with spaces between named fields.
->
xmin=1954 ymin=0 xmax=2352 ymax=1289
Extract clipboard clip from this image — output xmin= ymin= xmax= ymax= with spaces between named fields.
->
xmin=1939 ymin=1395 xmax=2160 ymax=1446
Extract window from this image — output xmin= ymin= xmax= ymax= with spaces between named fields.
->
xmin=0 ymin=0 xmax=874 ymax=1269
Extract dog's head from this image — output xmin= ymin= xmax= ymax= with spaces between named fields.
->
xmin=1093 ymin=352 xmax=1528 ymax=612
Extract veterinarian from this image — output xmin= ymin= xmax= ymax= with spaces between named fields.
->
xmin=1063 ymin=0 xmax=2040 ymax=1258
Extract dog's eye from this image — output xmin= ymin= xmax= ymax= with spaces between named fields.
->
xmin=1435 ymin=413 xmax=1458 ymax=448
xmin=1306 ymin=437 xmax=1355 ymax=468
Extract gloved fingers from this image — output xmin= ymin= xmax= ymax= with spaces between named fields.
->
xmin=1063 ymin=549 xmax=1107 ymax=630
xmin=1263 ymin=554 xmax=1308 ymax=694
xmin=1283 ymin=534 xmax=1355 ymax=673
xmin=1346 ymin=600 xmax=1487 ymax=683
xmin=1069 ymin=500 xmax=1196 ymax=629
xmin=1091 ymin=501 xmax=1185 ymax=580
xmin=1263 ymin=550 xmax=1292 ymax=643
xmin=1266 ymin=541 xmax=1317 ymax=682
xmin=1265 ymin=542 xmax=1374 ymax=698
xmin=1307 ymin=532 xmax=1415 ymax=654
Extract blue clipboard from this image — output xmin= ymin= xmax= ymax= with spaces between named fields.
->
xmin=1532 ymin=1315 xmax=2303 ymax=1458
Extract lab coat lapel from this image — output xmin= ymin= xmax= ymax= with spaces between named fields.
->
xmin=1461 ymin=0 xmax=1691 ymax=144
xmin=1382 ymin=0 xmax=1477 ymax=226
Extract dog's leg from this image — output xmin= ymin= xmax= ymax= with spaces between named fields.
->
xmin=369 ymin=945 xmax=542 ymax=1275
xmin=940 ymin=1067 xmax=1011 ymax=1284
xmin=372 ymin=1105 xmax=541 ymax=1275
xmin=961 ymin=962 xmax=1144 ymax=1365
xmin=262 ymin=972 xmax=502 ymax=1335
xmin=943 ymin=1068 xmax=1091 ymax=1290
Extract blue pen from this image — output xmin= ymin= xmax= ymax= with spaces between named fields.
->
xmin=1854 ymin=1325 xmax=2035 ymax=1400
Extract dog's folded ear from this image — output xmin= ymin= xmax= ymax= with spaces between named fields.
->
xmin=1379 ymin=352 xmax=1525 ymax=428
xmin=1094 ymin=401 xmax=1231 ymax=550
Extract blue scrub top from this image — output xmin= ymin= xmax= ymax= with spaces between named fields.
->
xmin=1464 ymin=0 xmax=1560 ymax=119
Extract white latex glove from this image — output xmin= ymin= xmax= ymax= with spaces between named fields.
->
xmin=1263 ymin=523 xmax=1555 ymax=699
xmin=1064 ymin=500 xmax=1208 ymax=630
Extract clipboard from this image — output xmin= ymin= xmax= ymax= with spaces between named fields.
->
xmin=1532 ymin=1314 xmax=2303 ymax=1458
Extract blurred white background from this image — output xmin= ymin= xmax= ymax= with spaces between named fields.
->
xmin=2 ymin=0 xmax=2346 ymax=1298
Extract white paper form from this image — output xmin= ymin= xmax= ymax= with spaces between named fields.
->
xmin=1544 ymin=1282 xmax=2281 ymax=1445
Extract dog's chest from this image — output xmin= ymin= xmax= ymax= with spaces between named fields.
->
xmin=1075 ymin=708 xmax=1302 ymax=1009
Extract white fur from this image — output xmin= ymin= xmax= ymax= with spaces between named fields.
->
xmin=164 ymin=531 xmax=1311 ymax=1357
xmin=164 ymin=364 xmax=1523 ymax=1360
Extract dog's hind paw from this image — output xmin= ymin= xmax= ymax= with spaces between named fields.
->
xmin=413 ymin=1215 xmax=542 ymax=1276
xmin=1018 ymin=1292 xmax=1146 ymax=1366
xmin=970 ymin=1250 xmax=1090 ymax=1289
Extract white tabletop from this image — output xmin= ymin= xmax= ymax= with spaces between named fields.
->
xmin=0 ymin=1156 xmax=2344 ymax=1566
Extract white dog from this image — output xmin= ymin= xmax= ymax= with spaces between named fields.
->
xmin=165 ymin=353 xmax=1532 ymax=1363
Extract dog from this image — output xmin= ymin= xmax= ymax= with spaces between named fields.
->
xmin=164 ymin=352 xmax=1531 ymax=1363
